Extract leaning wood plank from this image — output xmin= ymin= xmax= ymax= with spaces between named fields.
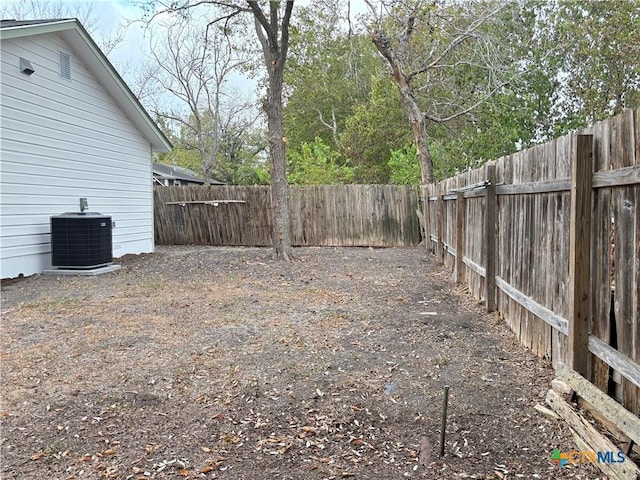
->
xmin=557 ymin=362 xmax=640 ymax=445
xmin=534 ymin=403 xmax=560 ymax=420
xmin=572 ymin=434 xmax=639 ymax=480
xmin=546 ymin=389 xmax=640 ymax=480
xmin=495 ymin=276 xmax=569 ymax=335
xmin=589 ymin=336 xmax=640 ymax=389
xmin=496 ymin=178 xmax=571 ymax=195
xmin=593 ymin=165 xmax=640 ymax=188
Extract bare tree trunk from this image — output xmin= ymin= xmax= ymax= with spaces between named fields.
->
xmin=399 ymin=82 xmax=434 ymax=185
xmin=264 ymin=73 xmax=292 ymax=260
xmin=371 ymin=30 xmax=434 ymax=184
xmin=366 ymin=1 xmax=510 ymax=185
xmin=141 ymin=0 xmax=295 ymax=256
xmin=249 ymin=1 xmax=294 ymax=260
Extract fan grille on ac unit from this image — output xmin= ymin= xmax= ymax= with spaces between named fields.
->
xmin=51 ymin=213 xmax=113 ymax=269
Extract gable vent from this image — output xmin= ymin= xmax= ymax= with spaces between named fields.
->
xmin=59 ymin=51 xmax=71 ymax=80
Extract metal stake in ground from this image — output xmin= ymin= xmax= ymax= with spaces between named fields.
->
xmin=440 ymin=385 xmax=450 ymax=457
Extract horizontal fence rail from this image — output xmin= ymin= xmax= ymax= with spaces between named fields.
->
xmin=423 ymin=108 xmax=640 ymax=417
xmin=154 ymin=184 xmax=421 ymax=248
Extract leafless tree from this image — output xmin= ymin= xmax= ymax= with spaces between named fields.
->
xmin=140 ymin=18 xmax=254 ymax=185
xmin=142 ymin=0 xmax=294 ymax=260
xmin=364 ymin=0 xmax=512 ymax=184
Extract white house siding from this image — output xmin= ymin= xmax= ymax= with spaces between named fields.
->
xmin=0 ymin=32 xmax=155 ymax=278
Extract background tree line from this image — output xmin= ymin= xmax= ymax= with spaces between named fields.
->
xmin=145 ymin=0 xmax=638 ymax=187
xmin=6 ymin=0 xmax=636 ymax=186
xmin=282 ymin=0 xmax=639 ymax=185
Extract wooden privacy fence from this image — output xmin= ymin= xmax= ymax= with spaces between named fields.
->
xmin=154 ymin=184 xmax=420 ymax=247
xmin=423 ymin=108 xmax=640 ymax=417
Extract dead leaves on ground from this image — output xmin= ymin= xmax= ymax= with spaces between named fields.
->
xmin=4 ymin=247 xmax=596 ymax=479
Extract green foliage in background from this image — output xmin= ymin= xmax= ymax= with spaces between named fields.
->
xmin=146 ymin=0 xmax=640 ymax=185
xmin=284 ymin=2 xmax=383 ymax=153
xmin=338 ymin=77 xmax=411 ymax=184
xmin=388 ymin=145 xmax=420 ymax=185
xmin=288 ymin=137 xmax=354 ymax=185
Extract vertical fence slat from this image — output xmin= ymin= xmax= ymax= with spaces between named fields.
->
xmin=568 ymin=134 xmax=593 ymax=377
xmin=485 ymin=164 xmax=497 ymax=312
xmin=424 ymin=108 xmax=639 ymax=416
xmin=436 ymin=189 xmax=444 ymax=263
xmin=611 ymin=110 xmax=640 ymax=414
xmin=591 ymin=119 xmax=614 ymax=393
xmin=455 ymin=191 xmax=465 ymax=284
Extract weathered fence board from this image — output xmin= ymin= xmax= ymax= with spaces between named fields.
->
xmin=425 ymin=108 xmax=640 ymax=416
xmin=591 ymin=118 xmax=614 ymax=395
xmin=610 ymin=110 xmax=639 ymax=415
xmin=154 ymin=184 xmax=420 ymax=247
xmin=568 ymin=135 xmax=593 ymax=377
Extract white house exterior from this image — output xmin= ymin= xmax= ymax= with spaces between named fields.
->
xmin=0 ymin=19 xmax=171 ymax=278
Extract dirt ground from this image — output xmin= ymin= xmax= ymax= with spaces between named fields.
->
xmin=1 ymin=246 xmax=604 ymax=479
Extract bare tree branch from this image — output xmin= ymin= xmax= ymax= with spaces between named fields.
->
xmin=139 ymin=0 xmax=295 ymax=258
xmin=423 ymin=81 xmax=509 ymax=123
xmin=138 ymin=13 xmax=254 ymax=185
xmin=365 ymin=0 xmax=514 ymax=183
xmin=315 ymin=107 xmax=339 ymax=145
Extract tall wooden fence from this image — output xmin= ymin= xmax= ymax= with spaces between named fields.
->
xmin=423 ymin=108 xmax=640 ymax=416
xmin=154 ymin=184 xmax=420 ymax=247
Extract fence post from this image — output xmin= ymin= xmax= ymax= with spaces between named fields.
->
xmin=436 ymin=187 xmax=444 ymax=263
xmin=568 ymin=134 xmax=593 ymax=377
xmin=485 ymin=165 xmax=497 ymax=312
xmin=422 ymin=186 xmax=430 ymax=254
xmin=455 ymin=191 xmax=465 ymax=283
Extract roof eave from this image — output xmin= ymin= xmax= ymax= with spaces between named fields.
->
xmin=0 ymin=19 xmax=77 ymax=39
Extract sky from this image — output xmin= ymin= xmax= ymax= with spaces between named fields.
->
xmin=0 ymin=0 xmax=148 ymax=75
xmin=100 ymin=0 xmax=261 ymax=120
xmin=95 ymin=1 xmax=148 ymax=74
xmin=0 ymin=0 xmax=258 ymax=99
